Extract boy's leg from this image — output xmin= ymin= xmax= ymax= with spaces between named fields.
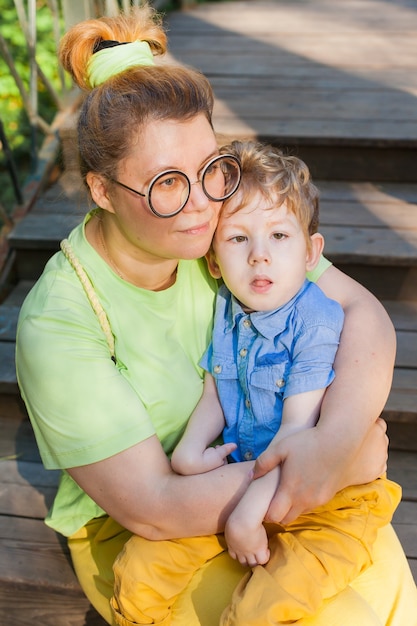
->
xmin=220 ymin=478 xmax=401 ymax=626
xmin=68 ymin=517 xmax=417 ymax=626
xmin=111 ymin=533 xmax=226 ymax=626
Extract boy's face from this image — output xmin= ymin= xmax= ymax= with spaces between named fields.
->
xmin=208 ymin=191 xmax=323 ymax=312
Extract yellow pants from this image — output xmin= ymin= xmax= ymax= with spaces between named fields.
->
xmin=68 ymin=483 xmax=417 ymax=626
xmin=109 ymin=478 xmax=402 ymax=625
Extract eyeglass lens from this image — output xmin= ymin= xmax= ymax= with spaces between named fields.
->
xmin=149 ymin=155 xmax=241 ymax=217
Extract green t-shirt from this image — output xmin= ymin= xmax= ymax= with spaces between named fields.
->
xmin=16 ymin=212 xmax=218 ymax=535
xmin=16 ymin=211 xmax=331 ymax=537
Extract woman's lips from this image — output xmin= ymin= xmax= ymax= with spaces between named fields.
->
xmin=180 ymin=221 xmax=211 ymax=236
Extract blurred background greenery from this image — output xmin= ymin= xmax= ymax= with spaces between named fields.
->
xmin=0 ymin=0 xmax=68 ymax=215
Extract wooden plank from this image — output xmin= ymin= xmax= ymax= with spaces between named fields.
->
xmin=167 ymin=1 xmax=417 ymax=35
xmin=0 ymin=518 xmax=106 ymax=624
xmin=0 ymin=459 xmax=59 ymax=519
xmin=388 ymin=451 xmax=417 ymax=500
xmin=318 ymin=180 xmax=417 ymax=204
xmin=321 ymin=224 xmax=417 ymax=265
xmin=210 ymin=88 xmax=417 ymax=122
xmin=34 ymin=173 xmax=87 ymax=215
xmin=169 ymin=40 xmax=417 ymax=77
xmin=395 ymin=331 xmax=417 ymax=368
xmin=0 ymin=529 xmax=77 ymax=589
xmin=392 ymin=499 xmax=417 ymax=582
xmin=0 ymin=341 xmax=18 ymax=393
xmin=334 ymin=263 xmax=417 ymax=301
xmin=383 ymin=301 xmax=417 ymax=331
xmin=211 ymin=115 xmax=417 ymax=143
xmin=319 ymin=200 xmax=417 ymax=230
xmin=0 ymin=582 xmax=107 ymax=626
xmin=8 ymin=213 xmax=82 ymax=249
xmin=163 ymin=0 xmax=417 ymax=185
xmin=393 ymin=508 xmax=417 ymax=549
xmin=0 ymin=413 xmax=42 ymax=462
xmin=1 ymin=280 xmax=35 ymax=307
xmin=0 ymin=305 xmax=20 ymax=341
xmin=205 ymin=69 xmax=417 ymax=92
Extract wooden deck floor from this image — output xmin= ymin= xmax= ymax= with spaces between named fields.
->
xmin=166 ymin=0 xmax=417 ymax=181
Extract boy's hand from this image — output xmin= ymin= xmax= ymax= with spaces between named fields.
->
xmin=172 ymin=442 xmax=237 ymax=475
xmin=225 ymin=516 xmax=270 ymax=567
xmin=201 ymin=442 xmax=237 ymax=471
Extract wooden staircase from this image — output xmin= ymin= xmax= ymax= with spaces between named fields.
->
xmin=1 ymin=1 xmax=416 ymax=624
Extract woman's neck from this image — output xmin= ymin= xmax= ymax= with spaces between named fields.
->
xmin=86 ymin=211 xmax=178 ymax=291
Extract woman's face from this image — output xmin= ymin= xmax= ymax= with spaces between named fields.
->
xmin=103 ymin=114 xmax=223 ymax=262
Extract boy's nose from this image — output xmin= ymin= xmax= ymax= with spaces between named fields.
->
xmin=249 ymin=245 xmax=271 ymax=265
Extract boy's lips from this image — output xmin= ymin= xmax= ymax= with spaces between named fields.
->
xmin=251 ymin=277 xmax=273 ymax=291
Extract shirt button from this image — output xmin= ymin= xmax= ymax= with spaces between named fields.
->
xmin=243 ymin=319 xmax=251 ymax=328
xmin=213 ymin=365 xmax=222 ymax=374
xmin=244 ymin=451 xmax=253 ymax=461
xmin=239 ymin=348 xmax=248 ymax=358
xmin=276 ymin=378 xmax=285 ymax=388
xmin=245 ymin=398 xmax=251 ymax=409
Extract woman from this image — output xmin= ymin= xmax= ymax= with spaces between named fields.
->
xmin=15 ymin=4 xmax=417 ymax=625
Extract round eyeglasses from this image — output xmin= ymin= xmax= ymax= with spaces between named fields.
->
xmin=110 ymin=154 xmax=242 ymax=218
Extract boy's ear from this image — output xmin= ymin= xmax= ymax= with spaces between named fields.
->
xmin=206 ymin=248 xmax=222 ymax=279
xmin=306 ymin=232 xmax=325 ymax=272
xmin=86 ymin=172 xmax=115 ymax=214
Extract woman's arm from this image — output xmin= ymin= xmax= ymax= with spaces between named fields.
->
xmin=254 ymin=265 xmax=394 ymax=525
xmin=69 ymin=433 xmax=253 ymax=540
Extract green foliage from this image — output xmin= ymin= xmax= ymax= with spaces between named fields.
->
xmin=0 ymin=0 xmax=67 ymax=212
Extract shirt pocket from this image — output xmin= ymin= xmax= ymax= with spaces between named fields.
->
xmin=210 ymin=355 xmax=238 ymax=381
xmin=210 ymin=356 xmax=240 ymax=423
xmin=249 ymin=361 xmax=288 ymax=432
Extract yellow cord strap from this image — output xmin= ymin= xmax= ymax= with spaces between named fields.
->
xmin=60 ymin=238 xmax=116 ymax=362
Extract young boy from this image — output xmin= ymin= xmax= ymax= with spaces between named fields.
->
xmin=111 ymin=141 xmax=401 ymax=626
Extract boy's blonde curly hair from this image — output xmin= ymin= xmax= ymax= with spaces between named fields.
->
xmin=220 ymin=140 xmax=320 ymax=238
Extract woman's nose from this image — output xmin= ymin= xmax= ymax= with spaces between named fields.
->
xmin=183 ymin=180 xmax=210 ymax=212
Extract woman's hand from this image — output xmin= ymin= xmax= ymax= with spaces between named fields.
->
xmin=253 ymin=418 xmax=388 ymax=525
xmin=68 ymin=434 xmax=253 ymax=540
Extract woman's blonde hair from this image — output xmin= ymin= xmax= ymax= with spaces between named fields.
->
xmin=59 ymin=4 xmax=214 ymax=185
xmin=220 ymin=140 xmax=320 ymax=238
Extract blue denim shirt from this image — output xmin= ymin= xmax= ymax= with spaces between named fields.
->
xmin=200 ymin=280 xmax=344 ymax=462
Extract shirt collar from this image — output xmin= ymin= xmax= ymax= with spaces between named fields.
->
xmin=224 ymin=280 xmax=310 ymax=340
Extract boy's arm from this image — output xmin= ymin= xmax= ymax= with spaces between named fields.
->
xmin=171 ymin=373 xmax=237 ymax=475
xmin=225 ymin=387 xmax=325 ymax=566
xmin=278 ymin=387 xmax=325 ymax=439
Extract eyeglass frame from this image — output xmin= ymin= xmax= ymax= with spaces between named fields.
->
xmin=109 ymin=153 xmax=242 ymax=218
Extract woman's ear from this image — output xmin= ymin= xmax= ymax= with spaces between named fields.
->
xmin=206 ymin=248 xmax=222 ymax=279
xmin=86 ymin=172 xmax=115 ymax=214
xmin=306 ymin=232 xmax=325 ymax=272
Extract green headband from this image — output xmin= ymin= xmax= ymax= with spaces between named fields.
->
xmin=87 ymin=40 xmax=155 ymax=87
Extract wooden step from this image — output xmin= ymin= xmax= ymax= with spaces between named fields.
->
xmin=0 ymin=399 xmax=107 ymax=625
xmin=7 ymin=174 xmax=86 ymax=281
xmin=319 ymin=181 xmax=417 ymax=300
xmin=165 ymin=0 xmax=417 ymax=182
xmin=2 ymin=279 xmax=416 ymax=447
xmin=0 ymin=406 xmax=415 ymax=626
xmin=7 ymin=180 xmax=417 ymax=295
xmin=0 ymin=294 xmax=417 ymax=436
